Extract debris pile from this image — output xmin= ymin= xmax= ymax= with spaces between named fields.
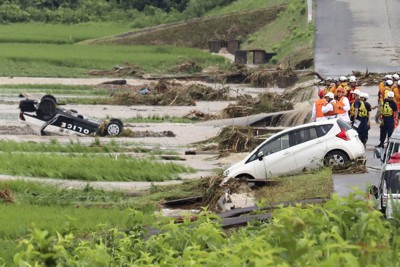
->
xmin=219 ymin=92 xmax=293 ymax=119
xmin=183 ymin=110 xmax=216 ymax=121
xmin=247 ymin=67 xmax=298 ymax=87
xmin=0 ymin=188 xmax=14 ymax=203
xmin=121 ymin=129 xmax=176 ymax=138
xmin=107 ymin=80 xmax=230 ymax=106
xmin=169 ymin=61 xmax=202 ymax=73
xmin=88 ymin=63 xmax=145 ymax=77
xmin=216 ymin=126 xmax=256 ymax=152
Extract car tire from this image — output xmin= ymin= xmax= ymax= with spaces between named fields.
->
xmin=41 ymin=94 xmax=57 ymax=104
xmin=106 ymin=121 xmax=123 ymax=136
xmin=37 ymin=98 xmax=56 ymax=120
xmin=236 ymin=174 xmax=254 ymax=180
xmin=324 ymin=151 xmax=349 ymax=167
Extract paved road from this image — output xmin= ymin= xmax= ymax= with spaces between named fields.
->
xmin=315 ymin=0 xmax=400 ymax=76
xmin=314 ymin=0 xmax=400 ymax=196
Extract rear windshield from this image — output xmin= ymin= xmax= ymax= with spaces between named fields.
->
xmin=384 ymin=170 xmax=400 ymax=194
xmin=337 ymin=119 xmax=352 ymax=131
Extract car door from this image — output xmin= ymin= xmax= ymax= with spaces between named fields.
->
xmin=254 ymin=132 xmax=298 ymax=178
xmin=290 ymin=126 xmax=328 ymax=170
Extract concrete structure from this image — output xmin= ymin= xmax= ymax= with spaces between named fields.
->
xmin=234 ymin=50 xmax=277 ymax=64
xmin=208 ymin=40 xmax=241 ymax=54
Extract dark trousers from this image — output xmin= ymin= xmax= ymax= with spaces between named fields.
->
xmin=356 ymin=117 xmax=369 ymax=145
xmin=380 ymin=117 xmax=395 ymax=144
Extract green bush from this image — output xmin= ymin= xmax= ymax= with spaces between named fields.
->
xmin=11 ymin=192 xmax=400 ymax=266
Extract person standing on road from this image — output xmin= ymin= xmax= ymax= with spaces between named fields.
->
xmin=360 ymin=93 xmax=372 ymax=146
xmin=336 ymin=87 xmax=351 ymax=123
xmin=330 ymin=77 xmax=340 ymax=97
xmin=350 ymin=89 xmax=369 ymax=146
xmin=337 ymin=76 xmax=349 ymax=96
xmin=322 ymin=77 xmax=333 ymax=94
xmin=347 ymin=76 xmax=360 ymax=105
xmin=322 ymin=92 xmax=338 ymax=119
xmin=377 ymin=91 xmax=398 ymax=148
xmin=311 ymin=89 xmax=327 ymax=122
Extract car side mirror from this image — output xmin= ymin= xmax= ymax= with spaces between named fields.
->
xmin=257 ymin=151 xmax=264 ymax=160
xmin=369 ymin=185 xmax=379 ymax=199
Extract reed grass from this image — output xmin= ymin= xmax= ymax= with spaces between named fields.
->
xmin=0 ymin=152 xmax=192 ymax=181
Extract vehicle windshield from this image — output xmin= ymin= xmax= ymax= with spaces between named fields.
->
xmin=384 ymin=170 xmax=400 ymax=194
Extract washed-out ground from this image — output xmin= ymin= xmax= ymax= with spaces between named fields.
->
xmin=0 ymin=76 xmax=281 ymax=191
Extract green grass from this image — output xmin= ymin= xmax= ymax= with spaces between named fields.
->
xmin=0 ymin=42 xmax=227 ymax=77
xmin=242 ymin=0 xmax=314 ymax=64
xmin=0 ymin=84 xmax=110 ymax=96
xmin=206 ymin=0 xmax=291 ymax=16
xmin=0 ymin=139 xmax=139 ymax=153
xmin=254 ymin=168 xmax=333 ymax=203
xmin=0 ymin=152 xmax=192 ymax=181
xmin=0 ymin=22 xmax=133 ymax=44
xmin=0 ymin=178 xmax=206 ymax=265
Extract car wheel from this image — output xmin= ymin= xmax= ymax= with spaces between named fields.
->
xmin=110 ymin=118 xmax=123 ymax=127
xmin=236 ymin=174 xmax=254 ymax=181
xmin=324 ymin=151 xmax=349 ymax=167
xmin=41 ymin=94 xmax=57 ymax=104
xmin=37 ymin=98 xmax=56 ymax=120
xmin=106 ymin=121 xmax=123 ymax=136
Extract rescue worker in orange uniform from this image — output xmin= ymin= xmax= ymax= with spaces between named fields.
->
xmin=378 ymin=75 xmax=393 ymax=104
xmin=311 ymin=89 xmax=327 ymax=122
xmin=329 ymin=77 xmax=340 ymax=97
xmin=336 ymin=87 xmax=351 ymax=123
xmin=322 ymin=92 xmax=338 ymax=119
xmin=347 ymin=76 xmax=360 ymax=105
xmin=337 ymin=76 xmax=349 ymax=96
xmin=392 ymin=77 xmax=400 ymax=114
xmin=321 ymin=77 xmax=333 ymax=95
xmin=392 ymin=73 xmax=399 ymax=87
xmin=383 ymin=79 xmax=394 ymax=100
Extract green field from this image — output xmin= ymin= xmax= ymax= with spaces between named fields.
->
xmin=0 ymin=42 xmax=227 ymax=77
xmin=0 ymin=22 xmax=133 ymax=44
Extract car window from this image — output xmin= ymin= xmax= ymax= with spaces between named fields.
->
xmin=385 ymin=142 xmax=400 ymax=162
xmin=337 ymin=119 xmax=352 ymax=131
xmin=316 ymin=124 xmax=333 ymax=137
xmin=384 ymin=170 xmax=400 ymax=194
xmin=290 ymin=127 xmax=318 ymax=146
xmin=260 ymin=133 xmax=290 ymax=155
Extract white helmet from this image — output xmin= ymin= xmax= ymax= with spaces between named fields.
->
xmin=386 ymin=80 xmax=394 ymax=86
xmin=333 ymin=77 xmax=339 ymax=82
xmin=388 ymin=91 xmax=395 ymax=98
xmin=352 ymin=89 xmax=361 ymax=96
xmin=360 ymin=92 xmax=369 ymax=99
xmin=385 ymin=74 xmax=393 ymax=80
xmin=339 ymin=76 xmax=348 ymax=82
xmin=325 ymin=92 xmax=334 ymax=99
xmin=393 ymin=74 xmax=400 ymax=80
xmin=349 ymin=77 xmax=357 ymax=83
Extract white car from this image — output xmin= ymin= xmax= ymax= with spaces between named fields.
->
xmin=374 ymin=162 xmax=400 ymax=218
xmin=223 ymin=119 xmax=365 ymax=181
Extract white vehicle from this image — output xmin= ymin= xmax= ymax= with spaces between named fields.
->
xmin=223 ymin=119 xmax=365 ymax=182
xmin=373 ymin=162 xmax=400 ymax=218
xmin=375 ymin=126 xmax=400 ymax=164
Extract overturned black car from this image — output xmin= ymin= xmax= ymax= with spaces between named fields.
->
xmin=19 ymin=95 xmax=123 ymax=136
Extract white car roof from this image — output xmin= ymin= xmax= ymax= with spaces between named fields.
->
xmin=383 ymin=163 xmax=400 ymax=171
xmin=268 ymin=118 xmax=338 ymax=136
